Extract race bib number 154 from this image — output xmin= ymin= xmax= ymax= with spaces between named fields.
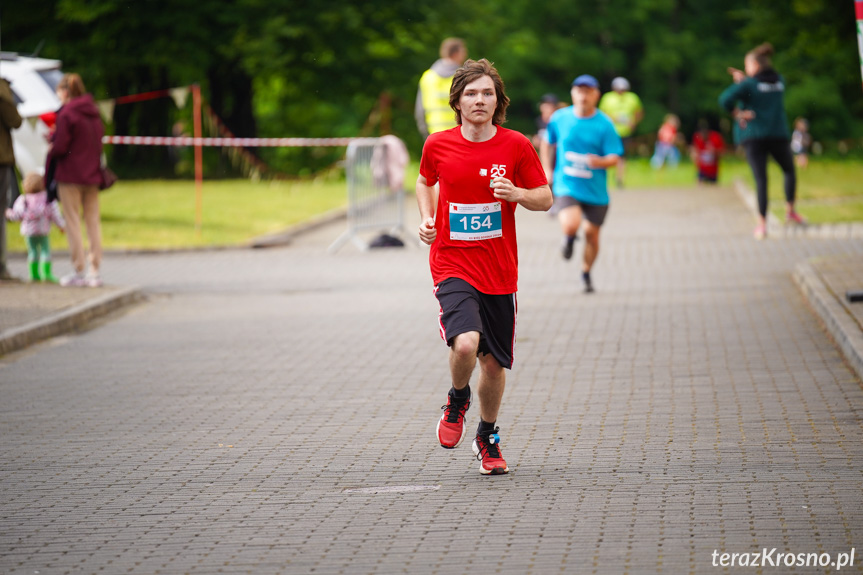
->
xmin=449 ymin=202 xmax=503 ymax=241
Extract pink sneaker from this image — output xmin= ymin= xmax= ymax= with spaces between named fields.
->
xmin=60 ymin=272 xmax=87 ymax=287
xmin=786 ymin=210 xmax=807 ymax=225
xmin=753 ymin=223 xmax=767 ymax=240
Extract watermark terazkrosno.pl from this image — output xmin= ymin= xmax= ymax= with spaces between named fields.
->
xmin=712 ymin=548 xmax=856 ymax=570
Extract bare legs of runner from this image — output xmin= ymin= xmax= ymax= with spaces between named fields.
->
xmin=582 ymin=222 xmax=600 ymax=274
xmin=450 ymin=331 xmax=505 ymax=423
xmin=559 ymin=205 xmax=601 ymax=275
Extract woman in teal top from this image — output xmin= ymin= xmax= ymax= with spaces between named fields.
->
xmin=719 ymin=42 xmax=806 ymax=240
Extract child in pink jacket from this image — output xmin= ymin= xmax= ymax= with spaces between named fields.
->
xmin=6 ymin=173 xmax=66 ymax=282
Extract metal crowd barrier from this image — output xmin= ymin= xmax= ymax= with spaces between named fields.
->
xmin=328 ymin=137 xmax=406 ymax=253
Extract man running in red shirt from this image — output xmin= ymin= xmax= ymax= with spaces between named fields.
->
xmin=416 ymin=59 xmax=552 ymax=475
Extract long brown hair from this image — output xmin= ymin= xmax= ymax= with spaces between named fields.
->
xmin=448 ymin=59 xmax=510 ymax=126
xmin=58 ymin=73 xmax=87 ymax=99
xmin=747 ymin=42 xmax=775 ymax=69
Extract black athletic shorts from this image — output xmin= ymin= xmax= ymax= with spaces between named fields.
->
xmin=553 ymin=195 xmax=610 ymax=226
xmin=434 ymin=277 xmax=517 ymax=369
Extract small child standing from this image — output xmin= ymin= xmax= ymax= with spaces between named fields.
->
xmin=650 ymin=113 xmax=681 ymax=169
xmin=5 ymin=172 xmax=66 ymax=282
xmin=791 ymin=117 xmax=811 ymax=169
xmin=691 ymin=119 xmax=725 ymax=184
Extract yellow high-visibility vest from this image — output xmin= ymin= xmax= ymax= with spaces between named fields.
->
xmin=419 ymin=69 xmax=456 ymax=134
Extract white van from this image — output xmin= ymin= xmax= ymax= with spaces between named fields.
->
xmin=0 ymin=52 xmax=63 ymax=177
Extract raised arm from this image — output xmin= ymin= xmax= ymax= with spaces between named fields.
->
xmin=490 ymin=178 xmax=553 ymax=212
xmin=718 ymin=80 xmax=748 ymax=113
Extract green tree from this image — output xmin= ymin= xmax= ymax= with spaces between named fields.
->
xmin=733 ymin=0 xmax=863 ymax=141
xmin=3 ymin=0 xmax=860 ymax=178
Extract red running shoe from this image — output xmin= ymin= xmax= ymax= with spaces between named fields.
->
xmin=472 ymin=427 xmax=509 ymax=475
xmin=437 ymin=388 xmax=471 ymax=449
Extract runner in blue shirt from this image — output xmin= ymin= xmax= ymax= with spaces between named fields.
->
xmin=540 ymin=74 xmax=623 ymax=293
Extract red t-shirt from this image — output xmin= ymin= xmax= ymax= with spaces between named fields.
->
xmin=420 ymin=126 xmax=547 ymax=294
xmin=658 ymin=123 xmax=677 ymax=144
xmin=692 ymin=130 xmax=725 ymax=177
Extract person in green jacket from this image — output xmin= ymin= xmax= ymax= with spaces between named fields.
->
xmin=719 ymin=42 xmax=805 ymax=240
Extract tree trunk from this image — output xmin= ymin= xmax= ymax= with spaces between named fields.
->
xmin=667 ymin=0 xmax=680 ymax=114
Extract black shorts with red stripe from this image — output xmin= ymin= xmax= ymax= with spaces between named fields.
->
xmin=434 ymin=277 xmax=517 ymax=369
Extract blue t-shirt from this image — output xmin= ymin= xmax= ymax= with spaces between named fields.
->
xmin=546 ymin=107 xmax=623 ymax=205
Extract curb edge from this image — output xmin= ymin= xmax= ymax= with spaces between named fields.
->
xmin=0 ymin=286 xmax=144 ymax=356
xmin=793 ymin=260 xmax=863 ymax=382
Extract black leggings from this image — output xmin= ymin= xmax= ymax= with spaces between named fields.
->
xmin=743 ymin=138 xmax=796 ymax=218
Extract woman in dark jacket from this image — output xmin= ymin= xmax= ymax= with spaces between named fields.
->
xmin=48 ymin=73 xmax=105 ymax=286
xmin=719 ymin=42 xmax=806 ymax=240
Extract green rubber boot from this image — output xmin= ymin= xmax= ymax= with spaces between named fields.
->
xmin=29 ymin=261 xmax=41 ymax=282
xmin=41 ymin=261 xmax=58 ymax=283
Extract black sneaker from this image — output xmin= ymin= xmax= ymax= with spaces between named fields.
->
xmin=582 ymin=271 xmax=595 ymax=293
xmin=561 ymin=236 xmax=576 ymax=260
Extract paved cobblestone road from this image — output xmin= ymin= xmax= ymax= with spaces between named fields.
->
xmin=1 ymin=185 xmax=862 ymax=574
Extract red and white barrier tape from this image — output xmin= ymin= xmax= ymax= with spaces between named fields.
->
xmin=102 ymin=136 xmax=380 ymax=147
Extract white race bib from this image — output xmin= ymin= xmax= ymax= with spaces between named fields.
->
xmin=563 ymin=151 xmax=593 ymax=179
xmin=449 ymin=202 xmax=503 ymax=241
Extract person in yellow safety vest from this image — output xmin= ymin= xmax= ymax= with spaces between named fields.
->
xmin=598 ymin=77 xmax=643 ymax=189
xmin=415 ymin=38 xmax=468 ymax=139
